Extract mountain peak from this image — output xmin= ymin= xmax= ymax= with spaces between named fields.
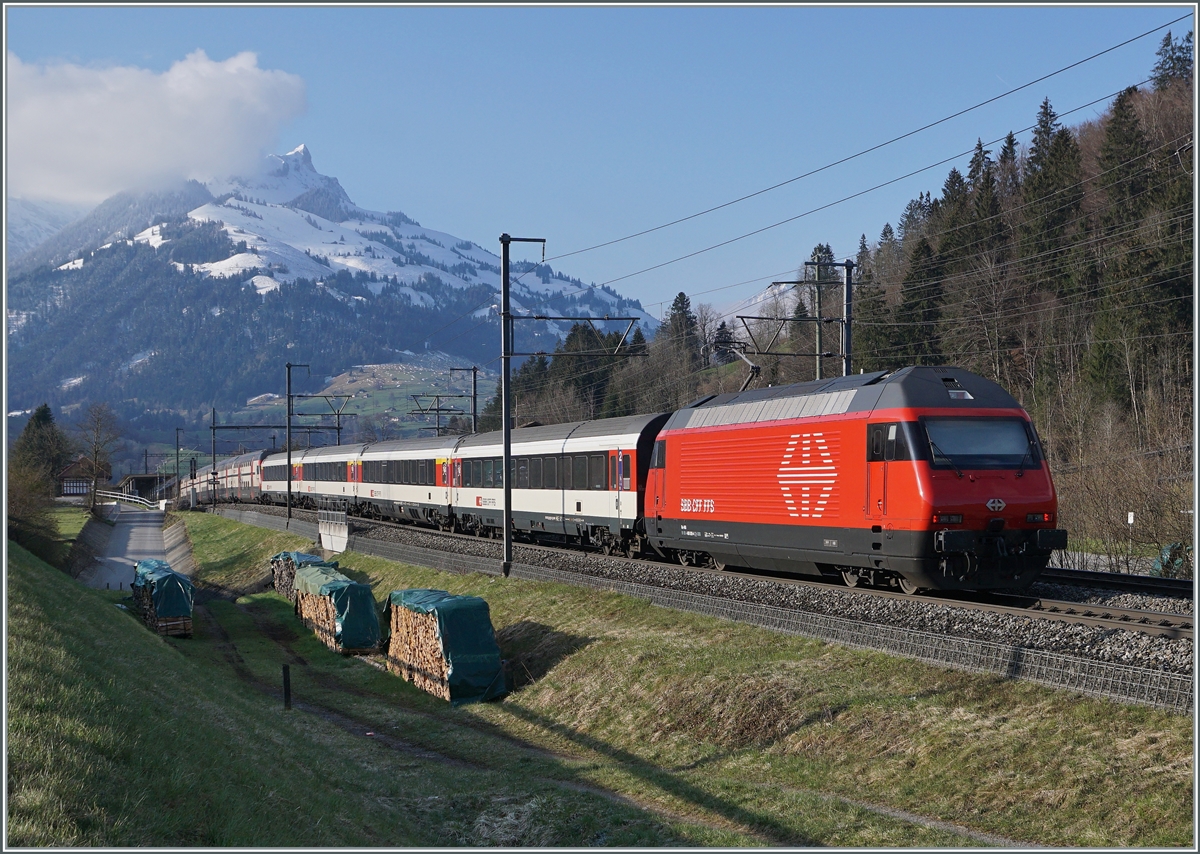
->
xmin=206 ymin=144 xmax=346 ymax=206
xmin=283 ymin=144 xmax=314 ymax=170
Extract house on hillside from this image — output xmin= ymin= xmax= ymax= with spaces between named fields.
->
xmin=56 ymin=456 xmax=111 ymax=497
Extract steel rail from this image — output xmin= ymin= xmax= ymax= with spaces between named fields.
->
xmin=1040 ymin=566 xmax=1193 ymax=598
xmin=222 ymin=503 xmax=1195 ymax=638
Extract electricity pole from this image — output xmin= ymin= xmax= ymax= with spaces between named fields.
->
xmin=803 ymin=259 xmax=855 ymax=377
xmin=499 ymin=234 xmax=545 ymax=577
xmin=175 ymin=428 xmax=184 ymax=501
xmin=286 ymin=362 xmax=310 ymax=522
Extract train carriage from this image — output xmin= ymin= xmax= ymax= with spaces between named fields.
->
xmin=356 ymin=435 xmax=460 ymax=526
xmin=261 ymin=444 xmax=370 ymax=510
xmin=645 ymin=366 xmax=1066 ymax=592
xmin=450 ymin=413 xmax=669 ymax=552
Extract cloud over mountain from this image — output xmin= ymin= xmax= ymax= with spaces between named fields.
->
xmin=6 ymin=50 xmax=306 ymax=205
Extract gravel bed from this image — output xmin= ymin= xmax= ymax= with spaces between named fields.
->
xmin=224 ymin=504 xmax=1193 ymax=675
xmin=1024 ymin=580 xmax=1193 ymax=618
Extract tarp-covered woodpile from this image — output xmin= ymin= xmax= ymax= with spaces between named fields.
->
xmin=270 ymin=551 xmax=337 ymax=602
xmin=386 ymin=589 xmax=507 ymax=706
xmin=131 ymin=559 xmax=194 ymax=637
xmin=292 ymin=563 xmax=380 ymax=654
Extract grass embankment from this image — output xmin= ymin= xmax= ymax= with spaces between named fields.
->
xmin=13 ymin=505 xmax=92 ymax=569
xmin=6 ymin=540 xmax=714 ymax=846
xmin=10 ymin=510 xmax=1193 ymax=846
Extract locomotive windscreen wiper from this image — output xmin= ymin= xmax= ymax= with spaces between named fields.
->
xmin=928 ymin=440 xmax=964 ymax=478
xmin=1015 ymin=441 xmax=1034 ymax=478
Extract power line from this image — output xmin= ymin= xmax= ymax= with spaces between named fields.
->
xmin=544 ymin=14 xmax=1192 ymax=265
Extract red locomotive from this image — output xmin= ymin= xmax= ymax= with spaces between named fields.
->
xmin=643 ymin=366 xmax=1066 ymax=592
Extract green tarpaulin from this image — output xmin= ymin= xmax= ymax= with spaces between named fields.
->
xmin=389 ymin=589 xmax=507 ymax=706
xmin=132 ymin=559 xmax=194 ymax=618
xmin=293 ymin=564 xmax=380 ymax=651
xmin=270 ymin=551 xmax=338 ymax=570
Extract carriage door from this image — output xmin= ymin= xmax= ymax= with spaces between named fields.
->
xmin=866 ymin=423 xmax=898 ymax=520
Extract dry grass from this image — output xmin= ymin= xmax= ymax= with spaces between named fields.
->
xmin=176 ymin=514 xmax=1194 ymax=847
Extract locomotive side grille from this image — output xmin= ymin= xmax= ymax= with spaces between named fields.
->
xmin=682 ymin=389 xmax=856 ymax=429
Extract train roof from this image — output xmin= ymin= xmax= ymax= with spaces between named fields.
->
xmin=663 ymin=366 xmax=1023 ymax=431
xmin=455 ymin=412 xmax=671 ymax=449
xmin=362 ymin=434 xmax=462 ymax=455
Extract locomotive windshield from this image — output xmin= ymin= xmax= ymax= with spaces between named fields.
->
xmin=920 ymin=417 xmax=1037 ymax=470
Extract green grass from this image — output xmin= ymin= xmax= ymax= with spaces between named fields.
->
xmin=10 ymin=509 xmax=1192 ymax=846
xmin=5 ymin=542 xmax=720 ymax=847
xmin=174 ymin=513 xmax=1192 ymax=847
xmin=16 ymin=505 xmax=93 ymax=569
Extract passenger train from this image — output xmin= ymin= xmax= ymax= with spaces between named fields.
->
xmin=181 ymin=366 xmax=1068 ymax=593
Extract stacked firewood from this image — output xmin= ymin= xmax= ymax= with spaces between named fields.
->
xmin=295 ymin=589 xmax=339 ymax=651
xmin=386 ymin=605 xmax=451 ymax=701
xmin=271 ymin=554 xmax=300 ymax=601
xmin=132 ymin=580 xmax=192 ymax=637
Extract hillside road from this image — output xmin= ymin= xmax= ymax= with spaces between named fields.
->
xmin=78 ymin=504 xmax=167 ymax=591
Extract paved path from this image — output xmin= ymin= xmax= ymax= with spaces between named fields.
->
xmin=78 ymin=504 xmax=167 ymax=591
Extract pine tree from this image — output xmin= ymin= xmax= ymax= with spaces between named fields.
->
xmin=1098 ymin=87 xmax=1151 ymax=232
xmin=1152 ymin=30 xmax=1194 ymax=90
xmin=894 ymin=237 xmax=944 ymax=366
xmin=661 ymin=292 xmax=701 ymax=370
xmin=967 ymin=139 xmax=993 ymax=190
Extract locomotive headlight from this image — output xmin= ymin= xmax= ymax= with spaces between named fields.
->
xmin=1026 ymin=512 xmax=1054 ymax=523
xmin=932 ymin=513 xmax=963 ymax=524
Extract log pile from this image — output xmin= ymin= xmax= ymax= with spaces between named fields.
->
xmin=386 ymin=603 xmax=451 ymax=701
xmin=295 ymin=589 xmax=339 ymax=651
xmin=130 ymin=561 xmax=192 ymax=642
xmin=271 ymin=554 xmax=299 ymax=601
xmin=132 ymin=581 xmax=192 ymax=636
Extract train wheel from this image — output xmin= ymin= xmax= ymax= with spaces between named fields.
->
xmin=898 ymin=577 xmax=923 ymax=595
xmin=707 ymin=556 xmax=727 ymax=571
xmin=841 ymin=569 xmax=859 ymax=588
xmin=677 ymin=551 xmax=695 ymax=567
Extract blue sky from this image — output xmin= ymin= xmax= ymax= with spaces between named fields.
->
xmin=6 ymin=4 xmax=1192 ymax=317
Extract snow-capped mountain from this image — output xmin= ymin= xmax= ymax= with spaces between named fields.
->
xmin=6 ymin=145 xmax=657 ymax=417
xmin=134 ymin=145 xmax=655 ymax=330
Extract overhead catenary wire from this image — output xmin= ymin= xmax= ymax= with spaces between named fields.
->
xmin=543 ymin=14 xmax=1192 ymax=265
xmin=393 ymin=36 xmax=1190 ymax=356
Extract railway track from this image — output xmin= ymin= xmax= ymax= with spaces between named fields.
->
xmin=212 ymin=502 xmax=1194 ymax=641
xmin=276 ymin=507 xmax=1193 ymax=642
xmin=1039 ymin=566 xmax=1193 ymax=599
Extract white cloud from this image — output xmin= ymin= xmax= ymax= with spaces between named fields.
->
xmin=6 ymin=50 xmax=306 ymax=204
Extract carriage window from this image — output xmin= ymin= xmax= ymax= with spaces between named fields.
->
xmin=573 ymin=455 xmax=588 ymax=490
xmin=610 ymin=455 xmax=617 ymax=489
xmin=472 ymin=460 xmax=483 ymax=487
xmin=530 ymin=457 xmax=542 ymax=489
xmin=483 ymin=459 xmax=493 ymax=488
xmin=589 ymin=454 xmax=606 ymax=490
xmin=561 ymin=456 xmax=572 ymax=490
xmin=622 ymin=454 xmax=632 ymax=490
xmin=544 ymin=456 xmax=557 ymax=489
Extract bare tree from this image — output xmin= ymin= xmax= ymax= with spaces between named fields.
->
xmin=76 ymin=403 xmax=121 ymax=511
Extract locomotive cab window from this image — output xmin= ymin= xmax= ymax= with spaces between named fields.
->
xmin=867 ymin=423 xmax=912 ymax=461
xmin=921 ymin=417 xmax=1038 ymax=470
xmin=650 ymin=440 xmax=666 ymax=469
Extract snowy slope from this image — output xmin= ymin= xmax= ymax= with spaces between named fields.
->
xmin=50 ymin=144 xmax=659 ymax=334
xmin=6 ymin=197 xmax=92 ymax=260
